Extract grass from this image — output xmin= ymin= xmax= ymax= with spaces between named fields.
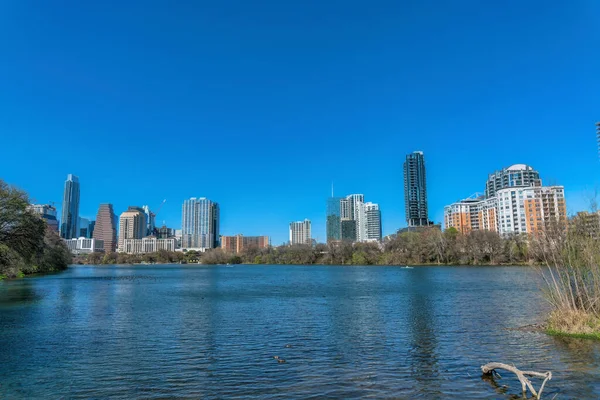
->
xmin=545 ymin=309 xmax=600 ymax=340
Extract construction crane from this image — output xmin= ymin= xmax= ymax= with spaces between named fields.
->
xmin=154 ymin=199 xmax=167 ymax=217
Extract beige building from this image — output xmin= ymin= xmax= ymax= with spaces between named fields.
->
xmin=289 ymin=219 xmax=311 ymax=245
xmin=118 ymin=207 xmax=147 ymax=251
xmin=122 ymin=237 xmax=177 ymax=254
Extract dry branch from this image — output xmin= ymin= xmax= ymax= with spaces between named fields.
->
xmin=481 ymin=362 xmax=552 ymax=399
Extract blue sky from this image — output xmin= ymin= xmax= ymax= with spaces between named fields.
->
xmin=1 ymin=1 xmax=599 ymax=244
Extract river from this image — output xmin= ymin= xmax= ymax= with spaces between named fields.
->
xmin=1 ymin=265 xmax=599 ymax=399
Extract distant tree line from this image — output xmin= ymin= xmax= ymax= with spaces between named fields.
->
xmin=75 ymin=227 xmax=559 ymax=267
xmin=0 ymin=179 xmax=72 ymax=279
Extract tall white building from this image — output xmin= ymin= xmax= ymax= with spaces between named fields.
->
xmin=118 ymin=207 xmax=147 ymax=251
xmin=181 ymin=197 xmax=220 ymax=250
xmin=364 ymin=202 xmax=382 ymax=241
xmin=64 ymin=237 xmax=104 ymax=254
xmin=289 ymin=219 xmax=311 ymax=245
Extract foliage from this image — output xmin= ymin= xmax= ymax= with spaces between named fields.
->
xmin=0 ymin=179 xmax=71 ymax=278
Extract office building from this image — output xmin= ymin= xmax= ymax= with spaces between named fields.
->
xmin=341 ymin=220 xmax=357 ymax=241
xmin=118 ymin=207 xmax=147 ymax=251
xmin=484 ymin=164 xmax=541 ymax=199
xmin=326 ymin=197 xmax=342 ymax=242
xmin=404 ymin=151 xmax=429 ymax=227
xmin=63 ymin=237 xmax=104 ymax=254
xmin=60 ymin=174 xmax=80 ymax=239
xmin=157 ymin=225 xmax=175 ymax=239
xmin=181 ymin=197 xmax=220 ymax=249
xmin=289 ymin=219 xmax=311 ymax=245
xmin=364 ymin=202 xmax=382 ymax=241
xmin=221 ymin=235 xmax=269 ymax=253
xmin=92 ymin=204 xmax=117 ymax=253
xmin=122 ymin=237 xmax=177 ymax=254
xmin=78 ymin=217 xmax=92 ymax=238
xmin=142 ymin=205 xmax=156 ymax=236
xmin=29 ymin=204 xmax=59 ymax=232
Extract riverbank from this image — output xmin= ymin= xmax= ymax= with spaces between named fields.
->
xmin=545 ymin=310 xmax=600 ymax=340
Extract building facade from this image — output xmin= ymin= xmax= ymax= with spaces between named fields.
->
xmin=29 ymin=204 xmax=59 ymax=232
xmin=221 ymin=235 xmax=269 ymax=253
xmin=64 ymin=237 xmax=104 ymax=254
xmin=122 ymin=237 xmax=177 ymax=254
xmin=60 ymin=174 xmax=80 ymax=239
xmin=289 ymin=219 xmax=312 ymax=245
xmin=118 ymin=207 xmax=147 ymax=251
xmin=404 ymin=151 xmax=429 ymax=227
xmin=444 ymin=196 xmax=497 ymax=234
xmin=326 ymin=197 xmax=342 ymax=242
xmin=181 ymin=197 xmax=220 ymax=249
xmin=142 ymin=205 xmax=156 ymax=236
xmin=92 ymin=204 xmax=117 ymax=253
xmin=484 ymin=164 xmax=541 ymax=199
xmin=364 ymin=202 xmax=382 ymax=241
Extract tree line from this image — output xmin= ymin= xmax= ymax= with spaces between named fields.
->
xmin=76 ymin=227 xmax=556 ymax=266
xmin=0 ymin=180 xmax=72 ymax=279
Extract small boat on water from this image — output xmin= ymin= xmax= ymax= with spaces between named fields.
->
xmin=402 ymin=266 xmax=414 ymax=269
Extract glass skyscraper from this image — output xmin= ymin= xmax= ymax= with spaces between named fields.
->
xmin=60 ymin=174 xmax=80 ymax=239
xmin=326 ymin=197 xmax=342 ymax=242
xmin=403 ymin=151 xmax=429 ymax=227
xmin=181 ymin=197 xmax=220 ymax=249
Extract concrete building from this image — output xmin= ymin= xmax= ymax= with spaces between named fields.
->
xmin=484 ymin=164 xmax=541 ymax=199
xmin=181 ymin=197 xmax=220 ymax=250
xmin=29 ymin=204 xmax=59 ymax=232
xmin=404 ymin=151 xmax=429 ymax=227
xmin=60 ymin=174 xmax=80 ymax=239
xmin=157 ymin=225 xmax=175 ymax=239
xmin=118 ymin=207 xmax=147 ymax=251
xmin=64 ymin=237 xmax=104 ymax=254
xmin=78 ymin=217 xmax=93 ymax=238
xmin=221 ymin=234 xmax=269 ymax=253
xmin=92 ymin=204 xmax=117 ymax=253
xmin=122 ymin=237 xmax=177 ymax=254
xmin=289 ymin=219 xmax=311 ymax=245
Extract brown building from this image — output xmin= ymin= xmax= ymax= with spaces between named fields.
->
xmin=221 ymin=234 xmax=269 ymax=254
xmin=92 ymin=204 xmax=117 ymax=252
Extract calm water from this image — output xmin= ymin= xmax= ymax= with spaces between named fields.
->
xmin=1 ymin=265 xmax=599 ymax=399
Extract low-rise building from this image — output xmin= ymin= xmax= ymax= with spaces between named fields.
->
xmin=122 ymin=237 xmax=177 ymax=254
xmin=221 ymin=234 xmax=269 ymax=253
xmin=64 ymin=237 xmax=105 ymax=254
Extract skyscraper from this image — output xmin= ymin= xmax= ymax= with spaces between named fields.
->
xmin=78 ymin=217 xmax=91 ymax=238
xmin=29 ymin=204 xmax=59 ymax=232
xmin=326 ymin=197 xmax=342 ymax=242
xmin=118 ymin=207 xmax=147 ymax=251
xmin=364 ymin=202 xmax=382 ymax=241
xmin=142 ymin=205 xmax=156 ymax=236
xmin=60 ymin=174 xmax=80 ymax=239
xmin=484 ymin=164 xmax=541 ymax=198
xmin=403 ymin=151 xmax=429 ymax=227
xmin=93 ymin=204 xmax=117 ymax=252
xmin=289 ymin=220 xmax=311 ymax=245
xmin=181 ymin=197 xmax=220 ymax=249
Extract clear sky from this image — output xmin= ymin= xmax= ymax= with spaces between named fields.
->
xmin=1 ymin=1 xmax=599 ymax=244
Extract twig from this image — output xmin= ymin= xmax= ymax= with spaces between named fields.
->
xmin=481 ymin=362 xmax=552 ymax=399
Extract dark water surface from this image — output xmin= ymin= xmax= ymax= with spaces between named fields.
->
xmin=1 ymin=265 xmax=599 ymax=399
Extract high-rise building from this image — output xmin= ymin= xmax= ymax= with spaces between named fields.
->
xmin=29 ymin=204 xmax=59 ymax=232
xmin=181 ymin=197 xmax=220 ymax=249
xmin=341 ymin=220 xmax=357 ymax=241
xmin=484 ymin=164 xmax=541 ymax=199
xmin=289 ymin=219 xmax=311 ymax=245
xmin=221 ymin=234 xmax=269 ymax=253
xmin=93 ymin=204 xmax=117 ymax=253
xmin=142 ymin=205 xmax=156 ymax=236
xmin=60 ymin=174 xmax=80 ymax=239
xmin=364 ymin=202 xmax=382 ymax=241
xmin=118 ymin=207 xmax=147 ymax=251
xmin=404 ymin=151 xmax=429 ymax=227
xmin=78 ymin=217 xmax=91 ymax=238
xmin=326 ymin=197 xmax=342 ymax=242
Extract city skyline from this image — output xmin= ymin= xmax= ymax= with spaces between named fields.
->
xmin=2 ymin=2 xmax=599 ymax=245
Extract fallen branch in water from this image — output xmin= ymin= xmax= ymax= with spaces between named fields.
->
xmin=481 ymin=362 xmax=552 ymax=399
